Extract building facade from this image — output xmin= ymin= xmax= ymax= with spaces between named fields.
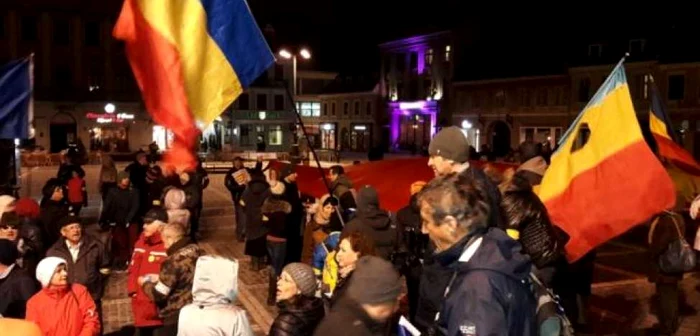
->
xmin=317 ymin=89 xmax=382 ymax=152
xmin=379 ymin=31 xmax=454 ymax=151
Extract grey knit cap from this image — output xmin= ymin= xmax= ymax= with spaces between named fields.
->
xmin=428 ymin=126 xmax=471 ymax=163
xmin=283 ymin=263 xmax=317 ymax=297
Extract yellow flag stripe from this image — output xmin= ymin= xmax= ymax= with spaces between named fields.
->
xmin=649 ymin=112 xmax=672 ymax=140
xmin=136 ymin=0 xmax=242 ymax=128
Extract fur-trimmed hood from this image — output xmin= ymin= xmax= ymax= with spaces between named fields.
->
xmin=262 ymin=197 xmax=292 ymax=214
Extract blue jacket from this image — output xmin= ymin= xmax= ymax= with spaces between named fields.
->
xmin=313 ymin=232 xmax=341 ymax=271
xmin=435 ymin=228 xmax=536 ymax=336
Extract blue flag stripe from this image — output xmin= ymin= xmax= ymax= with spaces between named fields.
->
xmin=0 ymin=58 xmax=31 ymax=139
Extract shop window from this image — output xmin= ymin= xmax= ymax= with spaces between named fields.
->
xmin=257 ymin=94 xmax=267 ymax=110
xmin=300 ymin=102 xmax=312 ymax=117
xmin=53 ymin=18 xmax=70 ymax=46
xmin=84 ymin=21 xmax=100 ymax=47
xmin=268 ymin=125 xmax=283 ymax=145
xmin=238 ymin=93 xmax=249 ymax=110
xmin=274 ymin=94 xmax=284 ymax=110
xmin=240 ymin=125 xmax=251 ymax=146
xmin=312 ymin=102 xmax=321 ymax=116
xmin=89 ymin=126 xmax=129 ymax=152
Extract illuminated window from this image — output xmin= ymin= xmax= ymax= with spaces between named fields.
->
xmin=445 ymin=45 xmax=451 ymax=62
xmin=268 ymin=125 xmax=283 ymax=145
xmin=426 ymin=48 xmax=434 ymax=65
xmin=312 ymin=102 xmax=321 ymax=117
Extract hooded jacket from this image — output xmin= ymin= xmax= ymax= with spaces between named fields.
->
xmin=269 ymin=296 xmax=325 ymax=336
xmin=142 ymin=237 xmax=202 ymax=326
xmin=46 ymin=234 xmax=110 ymax=302
xmin=343 ymin=187 xmax=396 ymax=260
xmin=163 ymin=188 xmax=191 ymax=232
xmin=178 ymin=256 xmax=253 ymax=336
xmin=127 ymin=232 xmax=167 ymax=327
xmin=433 ymin=228 xmax=536 ymax=336
xmin=331 ymin=175 xmax=357 ymax=215
xmin=241 ymin=179 xmax=271 ymax=240
xmin=39 ymin=179 xmax=69 ymax=247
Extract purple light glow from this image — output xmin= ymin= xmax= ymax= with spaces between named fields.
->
xmin=389 ymin=100 xmax=438 ymax=149
xmin=399 ymin=101 xmax=426 ymax=110
xmin=417 ymin=50 xmax=425 ymax=74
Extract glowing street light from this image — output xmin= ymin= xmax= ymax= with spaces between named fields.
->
xmin=278 ymin=49 xmax=292 ymax=59
xmin=299 ymin=48 xmax=311 ymax=60
xmin=461 ymin=120 xmax=472 ymax=129
xmin=105 ymin=103 xmax=116 ymax=114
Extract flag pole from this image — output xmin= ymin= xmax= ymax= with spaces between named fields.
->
xmin=282 ymin=83 xmax=345 ymax=226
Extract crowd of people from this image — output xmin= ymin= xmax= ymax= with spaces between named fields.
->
xmin=0 ymin=124 xmax=696 ymax=336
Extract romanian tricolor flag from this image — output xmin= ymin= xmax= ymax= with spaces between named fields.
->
xmin=648 ymin=76 xmax=700 ymax=175
xmin=113 ymin=0 xmax=274 ymax=172
xmin=538 ymin=60 xmax=676 ymax=262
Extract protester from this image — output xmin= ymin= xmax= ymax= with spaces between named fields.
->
xmin=0 ymin=211 xmax=38 ymax=271
xmin=241 ymin=173 xmax=270 ymax=271
xmin=511 ymin=141 xmax=548 ymax=189
xmin=140 ymin=222 xmax=202 ymax=334
xmin=649 ymin=204 xmax=687 ymax=335
xmin=39 ymin=178 xmax=69 ymax=247
xmin=100 ymin=171 xmax=140 ymax=269
xmin=26 ymin=257 xmax=100 ymax=336
xmin=330 ymin=230 xmax=376 ymax=308
xmin=178 ymin=256 xmax=254 ymax=336
xmin=343 ymin=185 xmax=396 ymax=260
xmin=301 ymin=195 xmax=338 ymax=264
xmin=394 ymin=181 xmax=427 ymax=322
xmin=262 ymin=180 xmax=292 ymax=305
xmin=15 ymin=197 xmax=44 ymax=274
xmin=183 ymin=162 xmax=209 ymax=240
xmin=46 ymin=215 xmax=110 ymax=313
xmin=313 ymin=231 xmax=340 ymax=299
xmin=225 ymin=157 xmax=248 ymax=242
xmin=0 ymin=239 xmax=39 ymax=318
xmin=98 ymin=154 xmax=118 ymax=201
xmin=128 ymin=206 xmax=168 ymax=335
xmin=415 ymin=125 xmax=506 ymax=330
xmin=56 ymin=155 xmax=85 ymax=185
xmin=328 ymin=165 xmax=356 ymax=221
xmin=280 ymin=165 xmax=304 ymax=264
xmin=269 ymin=262 xmax=324 ymax=336
xmin=163 ymin=187 xmax=191 ymax=232
xmin=127 ymin=152 xmax=151 ymax=224
xmin=314 ymin=256 xmax=401 ymax=336
xmin=66 ymin=170 xmax=87 ymax=216
xmin=416 ymin=174 xmax=536 ymax=335
xmin=145 ymin=166 xmax=165 ymax=210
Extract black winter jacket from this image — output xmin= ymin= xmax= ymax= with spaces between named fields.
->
xmin=269 ymin=296 xmax=325 ymax=336
xmin=433 ymin=228 xmax=536 ymax=336
xmin=100 ymin=185 xmax=140 ymax=226
xmin=224 ymin=167 xmax=247 ymax=203
xmin=241 ymin=179 xmax=270 ymax=240
xmin=19 ymin=217 xmax=44 ymax=273
xmin=46 ymin=234 xmax=110 ymax=302
xmin=126 ymin=162 xmax=148 ymax=191
xmin=0 ymin=266 xmax=39 ymax=318
xmin=262 ymin=196 xmax=292 ymax=239
xmin=38 ymin=200 xmax=69 ymax=248
xmin=343 ymin=189 xmax=396 ymax=260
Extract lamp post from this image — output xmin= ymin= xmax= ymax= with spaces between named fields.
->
xmin=278 ymin=48 xmax=311 ymax=98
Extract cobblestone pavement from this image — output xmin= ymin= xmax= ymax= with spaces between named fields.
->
xmin=19 ymin=165 xmax=700 ymax=335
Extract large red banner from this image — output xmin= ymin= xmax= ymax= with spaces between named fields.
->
xmin=270 ymin=158 xmax=515 ymax=212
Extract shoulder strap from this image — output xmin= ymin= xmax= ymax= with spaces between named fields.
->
xmin=648 ymin=217 xmax=661 ymax=245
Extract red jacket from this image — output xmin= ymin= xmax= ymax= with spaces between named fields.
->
xmin=66 ymin=177 xmax=86 ymax=205
xmin=127 ymin=232 xmax=167 ymax=327
xmin=25 ymin=283 xmax=99 ymax=336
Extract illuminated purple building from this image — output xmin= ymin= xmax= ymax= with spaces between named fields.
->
xmin=379 ymin=31 xmax=454 ymax=151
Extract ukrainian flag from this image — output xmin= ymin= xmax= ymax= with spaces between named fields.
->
xmin=113 ymin=0 xmax=274 ymax=171
xmin=538 ymin=60 xmax=676 ymax=262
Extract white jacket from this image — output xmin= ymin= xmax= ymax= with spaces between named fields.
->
xmin=178 ymin=256 xmax=253 ymax=336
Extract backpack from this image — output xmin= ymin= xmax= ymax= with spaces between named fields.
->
xmin=529 ymin=273 xmax=574 ymax=336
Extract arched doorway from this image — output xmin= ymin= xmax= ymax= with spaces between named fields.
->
xmin=489 ymin=121 xmax=511 ymax=157
xmin=50 ymin=112 xmax=77 ymax=153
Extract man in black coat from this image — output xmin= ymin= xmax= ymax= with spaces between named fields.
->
xmin=100 ymin=172 xmax=140 ymax=268
xmin=0 ymin=238 xmax=39 ymax=318
xmin=342 ymin=186 xmax=396 ymax=261
xmin=126 ymin=152 xmax=150 ymax=222
xmin=180 ymin=162 xmax=208 ymax=240
xmin=280 ymin=165 xmax=304 ymax=264
xmin=225 ymin=157 xmax=248 ymax=242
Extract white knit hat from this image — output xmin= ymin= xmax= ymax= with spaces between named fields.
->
xmin=36 ymin=257 xmax=67 ymax=288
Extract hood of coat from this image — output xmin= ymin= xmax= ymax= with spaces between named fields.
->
xmin=163 ymin=188 xmax=187 ymax=210
xmin=248 ymin=179 xmax=270 ymax=195
xmin=331 ymin=175 xmax=353 ymax=193
xmin=354 ymin=186 xmax=391 ymax=229
xmin=438 ymin=228 xmax=531 ymax=282
xmin=191 ymin=256 xmax=239 ymax=307
xmin=517 ymin=156 xmax=548 ymax=177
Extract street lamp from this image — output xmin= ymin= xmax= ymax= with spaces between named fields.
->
xmin=105 ymin=103 xmax=116 ymax=114
xmin=278 ymin=48 xmax=312 ymax=97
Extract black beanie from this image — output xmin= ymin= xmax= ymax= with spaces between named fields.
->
xmin=428 ymin=126 xmax=471 ymax=163
xmin=0 ymin=239 xmax=18 ymax=265
xmin=57 ymin=214 xmax=81 ymax=229
xmin=347 ymin=256 xmax=401 ymax=305
xmin=144 ymin=207 xmax=168 ymax=224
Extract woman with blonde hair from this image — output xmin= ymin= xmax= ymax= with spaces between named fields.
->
xmin=99 ymin=154 xmax=117 ymax=201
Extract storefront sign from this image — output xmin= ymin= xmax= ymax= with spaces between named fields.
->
xmin=86 ymin=112 xmax=135 ymax=124
xmin=353 ymin=125 xmax=367 ymax=131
